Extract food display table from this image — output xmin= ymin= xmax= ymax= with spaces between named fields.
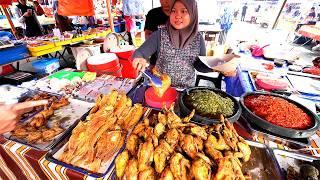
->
xmin=299 ymin=25 xmax=320 ymax=41
xmin=0 ymin=56 xmax=320 ymax=179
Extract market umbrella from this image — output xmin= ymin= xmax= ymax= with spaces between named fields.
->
xmin=57 ymin=0 xmax=114 ymax=32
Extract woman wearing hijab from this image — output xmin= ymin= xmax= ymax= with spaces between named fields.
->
xmin=14 ymin=0 xmax=43 ymax=37
xmin=132 ymin=0 xmax=206 ymax=88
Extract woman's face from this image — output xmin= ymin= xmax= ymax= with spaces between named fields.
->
xmin=170 ymin=1 xmax=190 ymax=30
xmin=160 ymin=0 xmax=172 ymax=16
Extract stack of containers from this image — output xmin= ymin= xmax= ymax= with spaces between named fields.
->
xmin=86 ymin=53 xmax=122 ymax=77
xmin=110 ymin=45 xmax=137 ymax=79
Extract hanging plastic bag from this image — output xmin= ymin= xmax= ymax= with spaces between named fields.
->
xmin=58 ymin=0 xmax=94 ymax=16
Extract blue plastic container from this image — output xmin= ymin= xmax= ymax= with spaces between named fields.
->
xmin=0 ymin=44 xmax=30 ymax=66
xmin=32 ymin=58 xmax=60 ymax=74
xmin=114 ymin=22 xmax=121 ymax=33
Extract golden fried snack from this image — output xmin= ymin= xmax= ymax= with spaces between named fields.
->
xmin=159 ymin=167 xmax=174 ymax=180
xmin=169 ymin=153 xmax=190 ymax=180
xmin=138 ymin=167 xmax=156 ymax=180
xmin=165 ymin=129 xmax=179 ymax=148
xmin=154 ymin=122 xmax=166 ymax=138
xmin=51 ymin=97 xmax=69 ymax=110
xmin=26 ymin=131 xmax=42 ymax=143
xmin=96 ymin=129 xmax=126 ymax=162
xmin=180 ymin=135 xmax=198 ymax=159
xmin=126 ymin=134 xmax=139 ymax=156
xmin=138 ymin=138 xmax=154 ymax=172
xmin=125 ymin=158 xmax=138 ymax=180
xmin=191 ymin=158 xmax=211 ymax=180
xmin=115 ymin=150 xmax=129 ymax=178
xmin=151 ymin=68 xmax=171 ymax=98
xmin=122 ymin=104 xmax=144 ymax=131
xmin=154 ymin=140 xmax=173 ymax=173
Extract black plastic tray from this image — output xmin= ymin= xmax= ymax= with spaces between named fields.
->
xmin=179 ymin=87 xmax=242 ymax=125
xmin=240 ymin=91 xmax=320 ymax=139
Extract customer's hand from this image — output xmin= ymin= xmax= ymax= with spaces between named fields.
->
xmin=132 ymin=58 xmax=148 ymax=73
xmin=0 ymin=100 xmax=48 ymax=134
xmin=23 ymin=12 xmax=32 ymax=17
xmin=221 ymin=70 xmax=237 ymax=77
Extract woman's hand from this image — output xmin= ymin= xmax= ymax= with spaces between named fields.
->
xmin=0 ymin=100 xmax=48 ymax=134
xmin=132 ymin=58 xmax=148 ymax=73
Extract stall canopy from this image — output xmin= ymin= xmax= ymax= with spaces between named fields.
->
xmin=58 ymin=0 xmax=95 ymax=16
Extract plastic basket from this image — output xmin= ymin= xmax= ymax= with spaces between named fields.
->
xmin=28 ymin=41 xmax=55 ymax=52
xmin=30 ymin=46 xmax=62 ymax=57
xmin=71 ymin=36 xmax=86 ymax=43
xmin=54 ymin=39 xmax=72 ymax=46
xmin=32 ymin=58 xmax=60 ymax=74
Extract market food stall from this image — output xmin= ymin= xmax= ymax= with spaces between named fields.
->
xmin=1 ymin=0 xmax=320 ymax=179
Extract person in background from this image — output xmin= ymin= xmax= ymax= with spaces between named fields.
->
xmin=144 ymin=0 xmax=172 ymax=39
xmin=0 ymin=100 xmax=48 ymax=134
xmin=144 ymin=0 xmax=172 ymax=65
xmin=308 ymin=7 xmax=316 ymax=20
xmin=219 ymin=8 xmax=233 ymax=45
xmin=14 ymin=0 xmax=43 ymax=37
xmin=241 ymin=3 xmax=248 ymax=22
xmin=33 ymin=1 xmax=45 ymax=16
xmin=132 ymin=0 xmax=207 ymax=89
xmin=52 ymin=0 xmax=73 ymax=33
xmin=122 ymin=0 xmax=145 ymax=45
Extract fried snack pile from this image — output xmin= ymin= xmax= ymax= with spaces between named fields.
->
xmin=11 ymin=96 xmax=69 ymax=143
xmin=115 ymin=104 xmax=251 ymax=180
xmin=59 ymin=90 xmax=144 ymax=173
xmin=151 ymin=68 xmax=171 ymax=98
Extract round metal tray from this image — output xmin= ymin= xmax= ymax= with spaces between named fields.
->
xmin=179 ymin=87 xmax=241 ymax=125
xmin=240 ymin=91 xmax=320 ymax=139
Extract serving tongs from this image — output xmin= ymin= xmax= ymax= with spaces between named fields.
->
xmin=131 ymin=70 xmax=162 ymax=104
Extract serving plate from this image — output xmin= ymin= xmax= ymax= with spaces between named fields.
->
xmin=179 ymin=87 xmax=241 ymax=125
xmin=240 ymin=91 xmax=320 ymax=139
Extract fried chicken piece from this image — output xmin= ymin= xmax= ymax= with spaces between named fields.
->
xmin=126 ymin=134 xmax=139 ymax=156
xmin=194 ymin=136 xmax=204 ymax=152
xmin=214 ymin=157 xmax=235 ymax=180
xmin=12 ymin=124 xmax=28 ymax=138
xmin=165 ymin=129 xmax=180 ymax=148
xmin=182 ymin=109 xmax=195 ymax=123
xmin=159 ymin=167 xmax=175 ymax=180
xmin=151 ymin=69 xmax=171 ymax=98
xmin=138 ymin=167 xmax=156 ymax=180
xmin=154 ymin=122 xmax=166 ymax=138
xmin=122 ymin=104 xmax=144 ymax=130
xmin=138 ymin=138 xmax=154 ymax=172
xmin=29 ymin=115 xmax=45 ymax=128
xmin=132 ymin=122 xmax=146 ymax=135
xmin=114 ymin=93 xmax=131 ymax=118
xmin=51 ymin=97 xmax=69 ymax=110
xmin=180 ymin=135 xmax=198 ymax=159
xmin=237 ymin=142 xmax=251 ymax=162
xmin=26 ymin=131 xmax=42 ymax=143
xmin=158 ymin=112 xmax=168 ymax=125
xmin=29 ymin=107 xmax=54 ymax=127
xmin=154 ymin=140 xmax=173 ymax=173
xmin=169 ymin=153 xmax=190 ymax=180
xmin=115 ymin=150 xmax=129 ymax=178
xmin=191 ymin=158 xmax=211 ymax=180
xmin=42 ymin=126 xmax=63 ymax=141
xmin=206 ymin=134 xmax=230 ymax=151
xmin=190 ymin=126 xmax=208 ymax=140
xmin=96 ymin=129 xmax=126 ymax=162
xmin=125 ymin=158 xmax=138 ymax=180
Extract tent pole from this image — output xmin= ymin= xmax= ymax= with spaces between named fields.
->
xmin=1 ymin=5 xmax=17 ymax=39
xmin=106 ymin=0 xmax=115 ymax=32
xmin=272 ymin=0 xmax=287 ymax=30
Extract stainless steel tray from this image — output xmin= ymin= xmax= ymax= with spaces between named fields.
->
xmin=273 ymin=149 xmax=320 ymax=179
xmin=3 ymin=98 xmax=93 ymax=150
xmin=242 ymin=140 xmax=284 ymax=180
